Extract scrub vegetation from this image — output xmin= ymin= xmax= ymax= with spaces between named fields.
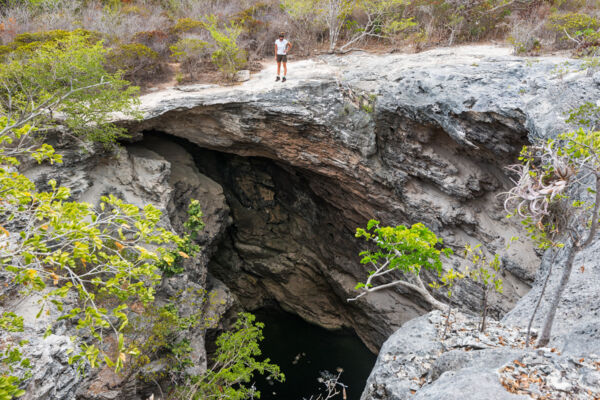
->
xmin=0 ymin=0 xmax=598 ymax=86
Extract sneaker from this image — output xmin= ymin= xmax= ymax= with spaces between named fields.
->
xmin=282 ymin=77 xmax=287 ymax=82
xmin=275 ymin=76 xmax=280 ymax=82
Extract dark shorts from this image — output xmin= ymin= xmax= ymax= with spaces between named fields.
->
xmin=276 ymin=54 xmax=287 ymax=63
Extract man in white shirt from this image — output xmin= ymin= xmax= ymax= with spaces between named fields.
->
xmin=274 ymin=32 xmax=292 ymax=82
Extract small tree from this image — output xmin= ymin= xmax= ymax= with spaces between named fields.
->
xmin=204 ymin=15 xmax=247 ymax=80
xmin=176 ymin=312 xmax=284 ymax=400
xmin=504 ymin=131 xmax=600 ymax=347
xmin=429 ymin=267 xmax=465 ymax=338
xmin=339 ymin=0 xmax=416 ymax=52
xmin=463 ymin=245 xmax=503 ymax=332
xmin=0 ymin=34 xmax=139 ymax=145
xmin=348 ymin=220 xmax=452 ymax=311
xmin=281 ymin=0 xmax=355 ymax=53
xmin=170 ymin=38 xmax=210 ymax=81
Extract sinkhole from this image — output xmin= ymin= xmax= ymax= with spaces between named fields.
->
xmin=253 ymin=307 xmax=376 ymax=400
xmin=141 ymin=132 xmax=379 ymax=397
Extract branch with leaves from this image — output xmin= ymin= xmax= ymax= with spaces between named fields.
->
xmin=348 ymin=220 xmax=452 ymax=311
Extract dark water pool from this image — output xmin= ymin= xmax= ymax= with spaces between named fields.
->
xmin=253 ymin=309 xmax=377 ymax=400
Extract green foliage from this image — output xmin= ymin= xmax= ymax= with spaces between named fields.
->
xmin=177 ymin=312 xmax=284 ymax=400
xmin=547 ymin=12 xmax=600 ymax=55
xmin=156 ymin=199 xmax=204 ymax=276
xmin=170 ymin=18 xmax=205 ymax=34
xmin=0 ymin=29 xmax=102 ymax=57
xmin=0 ymin=34 xmax=140 ymax=144
xmin=566 ymin=102 xmax=600 ymax=130
xmin=204 ymin=15 xmax=247 ymax=79
xmin=0 ymin=30 xmax=182 ymax=394
xmin=105 ymin=43 xmax=161 ymax=84
xmin=464 ymin=245 xmax=503 ymax=294
xmin=463 ymin=245 xmax=503 ymax=332
xmin=355 ymin=220 xmax=451 ymax=288
xmin=0 ymin=376 xmax=25 ymax=400
xmin=429 ymin=268 xmax=465 ymax=300
xmin=169 ymin=38 xmax=210 ymax=80
xmin=125 ymin=288 xmax=213 ymax=382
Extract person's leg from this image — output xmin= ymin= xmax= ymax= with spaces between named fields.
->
xmin=283 ymin=62 xmax=287 ymax=77
xmin=277 ymin=61 xmax=281 ymax=76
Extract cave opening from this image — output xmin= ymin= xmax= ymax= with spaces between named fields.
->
xmin=253 ymin=306 xmax=376 ymax=400
xmin=140 ymin=132 xmax=377 ymax=398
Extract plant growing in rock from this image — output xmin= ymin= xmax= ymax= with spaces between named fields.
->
xmin=429 ymin=267 xmax=465 ymax=338
xmin=348 ymin=219 xmax=452 ymax=311
xmin=504 ymin=131 xmax=600 ymax=347
xmin=0 ymin=32 xmax=176 ymax=398
xmin=462 ymin=245 xmax=503 ymax=333
xmin=175 ymin=312 xmax=284 ymax=400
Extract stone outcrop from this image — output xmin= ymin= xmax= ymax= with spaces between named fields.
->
xmin=123 ymin=45 xmax=598 ymax=352
xmin=10 ymin=137 xmax=233 ymax=400
xmin=362 ymin=311 xmax=600 ymax=399
xmin=8 ymin=45 xmax=600 ymax=399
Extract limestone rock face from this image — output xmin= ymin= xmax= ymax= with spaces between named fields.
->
xmin=361 ymin=311 xmax=600 ymax=399
xmin=124 ymin=45 xmax=599 ymax=351
xmin=10 ymin=139 xmax=232 ymax=400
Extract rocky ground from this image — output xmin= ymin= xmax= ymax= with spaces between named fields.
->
xmin=362 ymin=311 xmax=600 ymax=400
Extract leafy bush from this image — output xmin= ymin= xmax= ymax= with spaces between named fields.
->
xmin=0 ymin=28 xmax=101 ymax=57
xmin=547 ymin=12 xmax=600 ymax=55
xmin=170 ymin=17 xmax=205 ymax=35
xmin=170 ymin=37 xmax=210 ymax=80
xmin=176 ymin=313 xmax=284 ymax=400
xmin=205 ymin=15 xmax=247 ymax=80
xmin=132 ymin=29 xmax=173 ymax=57
xmin=106 ymin=42 xmax=162 ymax=84
xmin=0 ymin=34 xmax=139 ymax=143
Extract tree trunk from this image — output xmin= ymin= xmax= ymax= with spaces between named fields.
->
xmin=526 ymin=248 xmax=558 ymax=347
xmin=442 ymin=300 xmax=453 ymax=339
xmin=536 ymin=244 xmax=576 ymax=347
xmin=480 ymin=288 xmax=488 ymax=332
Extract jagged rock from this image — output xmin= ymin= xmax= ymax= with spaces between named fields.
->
xmin=119 ymin=45 xmax=600 ymax=351
xmin=8 ymin=138 xmax=234 ymax=399
xmin=361 ymin=310 xmax=600 ymax=399
xmin=503 ymin=236 xmax=600 ymax=358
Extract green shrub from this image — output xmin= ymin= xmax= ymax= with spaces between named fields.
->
xmin=170 ymin=17 xmax=205 ymax=34
xmin=548 ymin=12 xmax=600 ymax=55
xmin=205 ymin=16 xmax=247 ymax=80
xmin=106 ymin=43 xmax=162 ymax=84
xmin=170 ymin=38 xmax=210 ymax=80
xmin=0 ymin=29 xmax=102 ymax=58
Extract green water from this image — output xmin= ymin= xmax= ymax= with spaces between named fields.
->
xmin=254 ymin=309 xmax=377 ymax=400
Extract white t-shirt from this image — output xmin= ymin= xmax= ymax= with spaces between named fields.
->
xmin=275 ymin=39 xmax=289 ymax=55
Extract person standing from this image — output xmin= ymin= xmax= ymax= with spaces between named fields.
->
xmin=274 ymin=32 xmax=292 ymax=82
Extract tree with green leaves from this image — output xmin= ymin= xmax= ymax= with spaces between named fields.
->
xmin=176 ymin=312 xmax=284 ymax=400
xmin=462 ymin=245 xmax=503 ymax=333
xmin=504 ymin=130 xmax=600 ymax=347
xmin=348 ymin=220 xmax=453 ymax=311
xmin=0 ymin=33 xmax=176 ymax=397
xmin=0 ymin=30 xmax=282 ymax=400
xmin=339 ymin=0 xmax=415 ymax=52
xmin=0 ymin=34 xmax=140 ymax=145
xmin=204 ymin=15 xmax=247 ymax=80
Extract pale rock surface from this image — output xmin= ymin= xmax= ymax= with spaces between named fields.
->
xmin=123 ymin=45 xmax=597 ymax=351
